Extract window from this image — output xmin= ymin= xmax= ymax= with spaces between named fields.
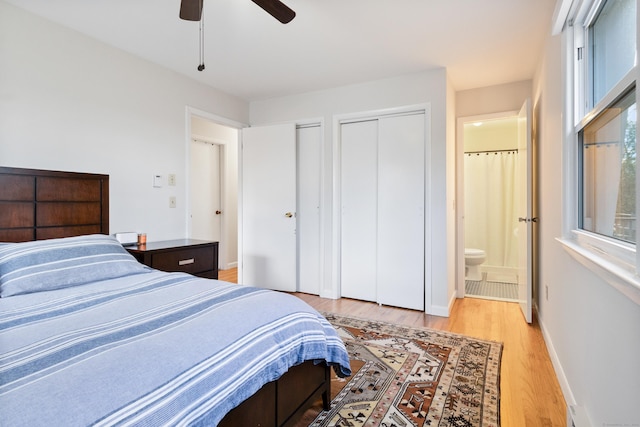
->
xmin=560 ymin=0 xmax=640 ymax=301
xmin=590 ymin=0 xmax=636 ymax=106
xmin=580 ymin=89 xmax=636 ymax=243
xmin=578 ymin=0 xmax=637 ymax=245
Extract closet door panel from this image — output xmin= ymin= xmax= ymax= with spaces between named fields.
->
xmin=297 ymin=125 xmax=321 ymax=295
xmin=377 ymin=114 xmax=425 ymax=310
xmin=340 ymin=120 xmax=378 ymax=302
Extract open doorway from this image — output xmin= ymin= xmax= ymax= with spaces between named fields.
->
xmin=457 ymin=112 xmax=520 ymax=302
xmin=186 ymin=108 xmax=242 ymax=272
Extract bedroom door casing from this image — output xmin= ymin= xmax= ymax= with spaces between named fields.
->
xmin=340 ymin=111 xmax=426 ymax=311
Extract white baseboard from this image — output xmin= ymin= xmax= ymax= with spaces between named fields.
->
xmin=319 ymin=290 xmax=340 ymax=299
xmin=538 ymin=315 xmax=574 ymax=407
xmin=447 ymin=289 xmax=457 ymax=314
xmin=220 ymin=261 xmax=238 ymax=270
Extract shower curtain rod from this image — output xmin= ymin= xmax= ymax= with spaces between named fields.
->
xmin=464 ymin=148 xmax=518 ymax=155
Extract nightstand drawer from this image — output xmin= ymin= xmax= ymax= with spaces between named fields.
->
xmin=126 ymin=239 xmax=218 ymax=279
xmin=151 ymin=246 xmax=214 ymax=274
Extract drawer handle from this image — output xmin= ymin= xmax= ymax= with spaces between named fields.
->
xmin=179 ymin=258 xmax=195 ymax=266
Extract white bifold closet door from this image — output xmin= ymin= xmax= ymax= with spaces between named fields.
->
xmin=341 ymin=120 xmax=379 ymax=302
xmin=340 ymin=112 xmax=425 ymax=311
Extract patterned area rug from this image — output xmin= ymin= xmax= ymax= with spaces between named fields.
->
xmin=311 ymin=313 xmax=503 ymax=427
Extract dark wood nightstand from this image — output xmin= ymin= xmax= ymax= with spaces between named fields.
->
xmin=126 ymin=239 xmax=219 ymax=279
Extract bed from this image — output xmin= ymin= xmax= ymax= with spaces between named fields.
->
xmin=0 ymin=166 xmax=351 ymax=427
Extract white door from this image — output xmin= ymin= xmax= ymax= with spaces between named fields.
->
xmin=297 ymin=124 xmax=322 ymax=295
xmin=190 ymin=141 xmax=222 ymax=242
xmin=517 ymin=99 xmax=533 ymax=323
xmin=339 ymin=113 xmax=426 ymax=310
xmin=340 ymin=119 xmax=378 ymax=302
xmin=377 ymin=113 xmax=425 ymax=310
xmin=241 ymin=124 xmax=297 ymax=291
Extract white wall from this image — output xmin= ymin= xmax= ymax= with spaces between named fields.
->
xmin=446 ymin=78 xmax=458 ymax=312
xmin=456 ymin=80 xmax=533 ymax=117
xmin=250 ymin=69 xmax=456 ymax=315
xmin=534 ymin=20 xmax=640 ymax=427
xmin=463 ymin=118 xmax=518 ymax=152
xmin=0 ymin=1 xmax=249 ymax=241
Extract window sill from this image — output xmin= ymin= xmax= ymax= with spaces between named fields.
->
xmin=557 ymin=235 xmax=640 ymax=306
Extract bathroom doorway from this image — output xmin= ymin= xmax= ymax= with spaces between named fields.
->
xmin=457 ymin=112 xmax=520 ymax=302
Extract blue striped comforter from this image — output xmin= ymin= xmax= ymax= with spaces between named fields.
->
xmin=0 ymin=271 xmax=351 ymax=426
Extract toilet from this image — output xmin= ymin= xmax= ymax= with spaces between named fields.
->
xmin=465 ymin=248 xmax=486 ymax=281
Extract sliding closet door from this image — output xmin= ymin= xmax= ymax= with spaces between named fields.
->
xmin=339 ymin=111 xmax=426 ymax=311
xmin=377 ymin=113 xmax=425 ymax=310
xmin=340 ymin=120 xmax=378 ymax=302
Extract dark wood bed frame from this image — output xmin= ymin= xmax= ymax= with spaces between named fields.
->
xmin=0 ymin=166 xmax=330 ymax=427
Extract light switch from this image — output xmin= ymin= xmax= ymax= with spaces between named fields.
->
xmin=153 ymin=174 xmax=163 ymax=188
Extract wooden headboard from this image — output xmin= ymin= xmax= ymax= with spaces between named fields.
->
xmin=0 ymin=167 xmax=109 ymax=242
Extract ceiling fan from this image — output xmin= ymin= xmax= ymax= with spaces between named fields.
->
xmin=179 ymin=0 xmax=296 ymax=24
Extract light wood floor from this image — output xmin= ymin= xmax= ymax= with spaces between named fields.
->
xmin=217 ymin=268 xmax=567 ymax=426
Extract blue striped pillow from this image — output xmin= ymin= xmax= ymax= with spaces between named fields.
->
xmin=0 ymin=234 xmax=151 ymax=297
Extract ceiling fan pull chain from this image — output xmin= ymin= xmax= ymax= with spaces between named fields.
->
xmin=197 ymin=11 xmax=205 ymax=71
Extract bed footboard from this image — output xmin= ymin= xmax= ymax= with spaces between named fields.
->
xmin=218 ymin=360 xmax=330 ymax=427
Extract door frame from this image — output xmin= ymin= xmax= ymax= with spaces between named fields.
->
xmin=185 ymin=106 xmax=246 ymax=271
xmin=455 ymin=109 xmax=528 ymax=300
xmin=332 ymin=103 xmax=432 ymax=311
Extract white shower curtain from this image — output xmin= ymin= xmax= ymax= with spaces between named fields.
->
xmin=464 ymin=151 xmax=518 ymax=269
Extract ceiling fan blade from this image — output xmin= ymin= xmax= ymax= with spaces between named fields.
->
xmin=251 ymin=0 xmax=296 ymax=24
xmin=180 ymin=0 xmax=203 ymax=21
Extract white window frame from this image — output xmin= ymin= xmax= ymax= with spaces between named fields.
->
xmin=558 ymin=0 xmax=640 ymax=306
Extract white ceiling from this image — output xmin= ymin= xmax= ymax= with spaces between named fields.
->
xmin=5 ymin=0 xmax=558 ymax=101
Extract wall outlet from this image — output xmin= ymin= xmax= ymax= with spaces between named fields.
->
xmin=168 ymin=174 xmax=176 ymax=186
xmin=169 ymin=196 xmax=176 ymax=208
xmin=567 ymin=405 xmax=591 ymax=427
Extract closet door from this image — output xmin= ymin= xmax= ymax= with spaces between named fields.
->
xmin=377 ymin=113 xmax=425 ymax=310
xmin=340 ymin=120 xmax=378 ymax=302
xmin=297 ymin=124 xmax=322 ymax=295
